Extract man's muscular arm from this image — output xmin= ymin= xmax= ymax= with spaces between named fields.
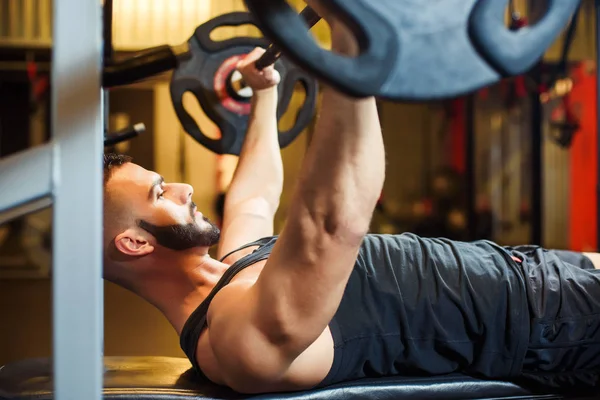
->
xmin=209 ymin=19 xmax=386 ymax=391
xmin=217 ymin=48 xmax=283 ymax=262
xmin=257 ymin=36 xmax=385 ymax=356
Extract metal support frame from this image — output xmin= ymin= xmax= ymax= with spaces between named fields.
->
xmin=0 ymin=0 xmax=104 ymax=399
xmin=52 ymin=0 xmax=103 ymax=398
xmin=530 ymin=71 xmax=543 ymax=246
xmin=0 ymin=144 xmax=53 ymax=225
xmin=465 ymin=95 xmax=477 ymax=241
xmin=527 ymin=0 xmax=546 ymax=246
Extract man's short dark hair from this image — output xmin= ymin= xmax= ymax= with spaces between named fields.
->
xmin=103 ymin=153 xmax=132 ymax=185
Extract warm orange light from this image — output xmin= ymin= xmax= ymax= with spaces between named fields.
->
xmin=113 ymin=0 xmax=212 ymax=50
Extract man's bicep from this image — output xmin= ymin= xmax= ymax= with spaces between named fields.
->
xmin=251 ymin=218 xmax=363 ymax=353
xmin=207 ymin=286 xmax=293 ymax=392
xmin=217 ymin=197 xmax=276 ymax=262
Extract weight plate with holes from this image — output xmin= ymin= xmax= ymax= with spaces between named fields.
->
xmin=170 ymin=11 xmax=318 ymax=155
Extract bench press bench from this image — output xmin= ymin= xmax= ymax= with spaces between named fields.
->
xmin=1 ymin=357 xmax=598 ymax=400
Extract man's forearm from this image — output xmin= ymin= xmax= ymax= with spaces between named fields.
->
xmin=287 ymin=30 xmax=385 ymax=239
xmin=225 ymin=88 xmax=283 ymax=210
xmin=252 ymin=89 xmax=385 ymax=358
xmin=292 ymin=90 xmax=384 ymax=237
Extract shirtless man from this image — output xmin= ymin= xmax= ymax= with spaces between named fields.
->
xmin=102 ymin=6 xmax=600 ymax=394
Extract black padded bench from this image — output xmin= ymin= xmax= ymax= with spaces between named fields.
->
xmin=0 ymin=357 xmax=597 ymax=400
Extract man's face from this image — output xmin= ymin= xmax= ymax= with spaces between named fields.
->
xmin=106 ymin=163 xmax=220 ymax=251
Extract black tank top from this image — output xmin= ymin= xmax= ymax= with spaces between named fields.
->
xmin=180 ymin=233 xmax=530 ymax=387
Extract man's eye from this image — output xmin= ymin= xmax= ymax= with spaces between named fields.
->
xmin=157 ymin=191 xmax=165 ymax=199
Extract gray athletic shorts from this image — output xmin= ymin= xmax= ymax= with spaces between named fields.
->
xmin=505 ymin=245 xmax=600 ymax=389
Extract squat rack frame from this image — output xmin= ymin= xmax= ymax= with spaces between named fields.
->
xmin=0 ymin=0 xmax=104 ymax=399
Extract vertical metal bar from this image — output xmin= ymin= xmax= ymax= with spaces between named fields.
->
xmin=527 ymin=0 xmax=546 ymax=246
xmin=52 ymin=0 xmax=103 ymax=399
xmin=465 ymin=95 xmax=477 ymax=240
xmin=104 ymin=0 xmax=113 ymax=60
xmin=530 ymin=70 xmax=543 ymax=245
xmin=596 ymin=0 xmax=600 ymax=250
xmin=491 ymin=114 xmax=502 ymax=238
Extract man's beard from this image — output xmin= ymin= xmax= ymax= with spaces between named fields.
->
xmin=137 ymin=202 xmax=221 ymax=251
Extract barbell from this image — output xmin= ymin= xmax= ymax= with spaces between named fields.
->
xmin=103 ymin=1 xmax=580 ymax=153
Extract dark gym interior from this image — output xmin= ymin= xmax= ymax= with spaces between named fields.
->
xmin=1 ymin=0 xmax=599 ymax=399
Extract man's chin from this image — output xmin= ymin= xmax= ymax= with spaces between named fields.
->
xmin=200 ymin=219 xmax=221 ymax=247
xmin=196 ymin=217 xmax=213 ymax=230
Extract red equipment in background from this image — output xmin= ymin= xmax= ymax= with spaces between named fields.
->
xmin=568 ymin=62 xmax=597 ymax=251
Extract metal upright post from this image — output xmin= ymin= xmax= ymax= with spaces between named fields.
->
xmin=52 ymin=0 xmax=104 ymax=400
xmin=528 ymin=0 xmax=545 ymax=246
xmin=530 ymin=71 xmax=543 ymax=246
xmin=465 ymin=95 xmax=477 ymax=241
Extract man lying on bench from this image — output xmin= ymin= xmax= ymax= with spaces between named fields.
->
xmin=101 ymin=3 xmax=600 ymax=394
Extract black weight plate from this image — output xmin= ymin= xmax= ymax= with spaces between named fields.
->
xmin=170 ymin=12 xmax=318 ymax=155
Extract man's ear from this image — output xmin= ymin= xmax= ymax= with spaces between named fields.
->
xmin=114 ymin=228 xmax=155 ymax=257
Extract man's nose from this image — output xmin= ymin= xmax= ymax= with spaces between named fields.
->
xmin=170 ymin=183 xmax=193 ymax=204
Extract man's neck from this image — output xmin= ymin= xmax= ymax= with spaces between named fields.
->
xmin=135 ymin=252 xmax=229 ymax=334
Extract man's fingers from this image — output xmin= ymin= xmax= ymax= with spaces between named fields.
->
xmin=263 ymin=68 xmax=276 ymax=83
xmin=246 ymin=47 xmax=267 ymax=64
xmin=250 ymin=46 xmax=266 ymax=56
xmin=235 ymin=47 xmax=280 ymax=89
xmin=237 ymin=47 xmax=267 ymax=70
xmin=271 ymin=70 xmax=281 ymax=85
